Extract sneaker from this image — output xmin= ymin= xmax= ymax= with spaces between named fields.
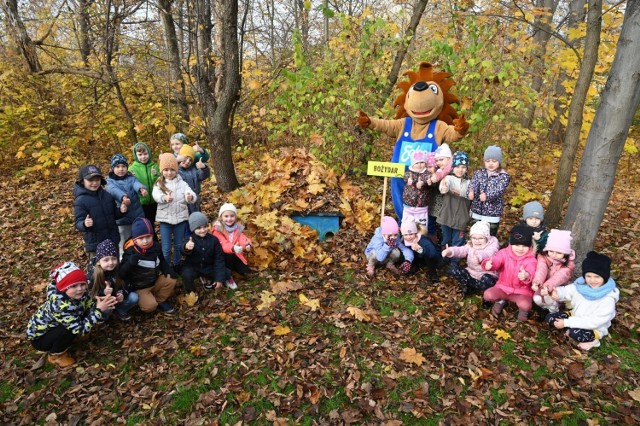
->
xmin=225 ymin=278 xmax=238 ymax=290
xmin=157 ymin=301 xmax=175 ymax=314
xmin=201 ymin=277 xmax=214 ymax=290
xmin=365 ymin=264 xmax=375 ymax=278
xmin=517 ymin=309 xmax=529 ymax=322
xmin=114 ymin=310 xmax=132 ymax=321
xmin=48 ymin=351 xmax=75 ymax=368
xmin=577 ymin=339 xmax=601 ymax=351
xmin=492 ymin=300 xmax=507 ymax=317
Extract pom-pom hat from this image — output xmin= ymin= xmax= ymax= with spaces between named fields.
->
xmin=51 ymin=262 xmax=87 ymax=292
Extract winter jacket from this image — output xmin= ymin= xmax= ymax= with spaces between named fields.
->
xmin=364 ymin=227 xmax=414 ymax=263
xmin=152 ymin=175 xmax=197 ymax=225
xmin=555 ymin=278 xmax=619 ymax=338
xmin=468 ymin=169 xmax=510 ymax=220
xmin=26 ymin=282 xmax=105 ymax=340
xmin=402 ymin=169 xmax=430 ymax=207
xmin=411 ymin=236 xmax=441 ymax=264
xmin=178 ymin=164 xmax=211 ymax=214
xmin=87 ymin=262 xmax=131 ymax=301
xmin=533 ymin=252 xmax=576 ymax=291
xmin=119 ymin=239 xmax=174 ymax=290
xmin=211 ymin=222 xmax=253 ymax=265
xmin=106 ymin=172 xmax=145 ymax=225
xmin=129 ymin=142 xmax=160 ymax=206
xmin=74 ymin=184 xmax=122 ymax=252
xmin=447 ymin=236 xmax=500 ymax=280
xmin=482 ymin=246 xmax=537 ymax=297
xmin=181 ymin=232 xmax=227 ymax=282
xmin=437 ymin=174 xmax=471 ymax=230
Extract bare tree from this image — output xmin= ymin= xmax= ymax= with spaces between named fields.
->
xmin=563 ymin=0 xmax=640 ymax=270
xmin=546 ymin=0 xmax=602 ymax=227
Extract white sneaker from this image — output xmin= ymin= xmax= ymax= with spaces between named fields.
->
xmin=225 ymin=278 xmax=238 ymax=290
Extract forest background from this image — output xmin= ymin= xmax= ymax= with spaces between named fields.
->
xmin=1 ymin=0 xmax=639 ymax=424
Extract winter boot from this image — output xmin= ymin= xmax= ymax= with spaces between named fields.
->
xmin=492 ymin=300 xmax=507 ymax=317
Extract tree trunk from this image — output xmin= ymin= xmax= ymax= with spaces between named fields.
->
xmin=1 ymin=0 xmax=42 ymax=72
xmin=158 ymin=0 xmax=190 ymax=126
xmin=383 ymin=0 xmax=429 ymax=102
xmin=76 ymin=0 xmax=94 ymax=67
xmin=562 ymin=0 xmax=640 ymax=272
xmin=546 ymin=0 xmax=602 ymax=227
xmin=520 ymin=0 xmax=559 ymax=129
xmin=549 ymin=0 xmax=588 ymax=143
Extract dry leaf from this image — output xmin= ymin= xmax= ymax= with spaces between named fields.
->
xmin=178 ymin=291 xmax=198 ymax=306
xmin=628 ymin=388 xmax=640 ymax=402
xmin=347 ymin=306 xmax=370 ymax=322
xmin=274 ymin=325 xmax=291 ymax=336
xmin=299 ymin=293 xmax=320 ymax=311
xmin=494 ymin=329 xmax=511 ymax=340
xmin=399 ymin=348 xmax=425 ymax=366
xmin=257 ymin=290 xmax=276 ymax=310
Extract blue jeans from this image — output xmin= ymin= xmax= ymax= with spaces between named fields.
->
xmin=159 ymin=221 xmax=187 ymax=265
xmin=115 ymin=291 xmax=139 ymax=315
xmin=441 ymin=225 xmax=465 ymax=249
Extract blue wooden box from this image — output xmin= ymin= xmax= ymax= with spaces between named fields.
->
xmin=291 ymin=211 xmax=344 ymax=241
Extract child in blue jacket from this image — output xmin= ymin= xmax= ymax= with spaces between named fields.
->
xmin=178 ymin=145 xmax=210 ymax=215
xmin=365 ymin=216 xmax=414 ymax=278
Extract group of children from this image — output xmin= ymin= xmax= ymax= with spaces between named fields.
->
xmin=27 ymin=134 xmax=256 ymax=367
xmin=366 ymin=145 xmax=619 ymax=352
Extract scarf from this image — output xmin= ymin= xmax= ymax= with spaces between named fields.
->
xmin=575 ymin=277 xmax=616 ymax=301
xmin=134 ymin=240 xmax=153 ymax=256
xmin=224 ymin=223 xmax=238 ymax=233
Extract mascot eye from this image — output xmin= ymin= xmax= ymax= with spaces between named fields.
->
xmin=428 ymin=84 xmax=438 ymax=94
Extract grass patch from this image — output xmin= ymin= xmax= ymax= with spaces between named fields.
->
xmin=592 ymin=337 xmax=640 ymax=371
xmin=170 ymin=384 xmax=202 ymax=416
xmin=500 ymin=341 xmax=531 ymax=371
xmin=378 ymin=292 xmax=419 ymax=317
xmin=320 ymin=387 xmax=349 ymax=414
xmin=339 ymin=291 xmax=366 ymax=307
xmin=0 ymin=381 xmax=16 ymax=403
xmin=55 ymin=377 xmax=72 ymax=395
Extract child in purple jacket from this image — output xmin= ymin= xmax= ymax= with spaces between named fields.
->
xmin=467 ymin=145 xmax=510 ymax=237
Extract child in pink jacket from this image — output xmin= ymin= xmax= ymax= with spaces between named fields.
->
xmin=442 ymin=221 xmax=499 ymax=296
xmin=482 ymin=224 xmax=538 ymax=321
xmin=211 ymin=203 xmax=254 ymax=289
xmin=532 ymin=229 xmax=576 ymax=314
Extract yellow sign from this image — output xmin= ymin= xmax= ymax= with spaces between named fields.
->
xmin=367 ymin=161 xmax=405 ymax=178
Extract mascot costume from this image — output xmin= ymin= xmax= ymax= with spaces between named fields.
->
xmin=358 ymin=62 xmax=469 ymax=219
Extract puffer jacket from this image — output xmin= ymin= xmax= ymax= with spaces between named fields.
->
xmin=447 ymin=236 xmax=500 ymax=280
xmin=106 ymin=172 xmax=145 ymax=225
xmin=211 ymin=221 xmax=253 ymax=265
xmin=533 ymin=251 xmax=576 ymax=291
xmin=74 ymin=184 xmax=121 ymax=252
xmin=152 ymin=175 xmax=197 ymax=225
xmin=482 ymin=246 xmax=537 ymax=297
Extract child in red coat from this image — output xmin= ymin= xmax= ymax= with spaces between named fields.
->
xmin=211 ymin=203 xmax=255 ymax=289
xmin=482 ymin=224 xmax=538 ymax=321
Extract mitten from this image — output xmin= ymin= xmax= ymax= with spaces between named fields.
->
xmin=233 ymin=244 xmax=243 ymax=254
xmin=385 ymin=236 xmax=397 ymax=248
xmin=357 ymin=111 xmax=371 ymax=128
xmin=453 ymin=114 xmax=469 ymax=134
xmin=399 ymin=261 xmax=412 ymax=274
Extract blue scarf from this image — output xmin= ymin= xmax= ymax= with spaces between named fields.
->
xmin=224 ymin=223 xmax=238 ymax=233
xmin=575 ymin=277 xmax=616 ymax=301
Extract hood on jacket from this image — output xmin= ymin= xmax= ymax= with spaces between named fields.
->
xmin=132 ymin=142 xmax=154 ymax=163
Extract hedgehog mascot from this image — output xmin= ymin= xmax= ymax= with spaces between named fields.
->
xmin=358 ymin=62 xmax=469 ymax=219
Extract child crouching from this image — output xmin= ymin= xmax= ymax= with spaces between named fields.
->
xmin=546 ymin=251 xmax=619 ymax=351
xmin=364 ymin=216 xmax=413 ymax=278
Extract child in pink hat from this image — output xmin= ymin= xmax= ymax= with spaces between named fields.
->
xmin=532 ymin=229 xmax=576 ymax=314
xmin=401 ymin=150 xmax=430 ymax=229
xmin=364 ymin=216 xmax=414 ymax=278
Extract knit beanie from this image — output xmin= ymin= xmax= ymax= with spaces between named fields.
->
xmin=523 ymin=201 xmax=544 ymax=221
xmin=452 ymin=151 xmax=469 ymax=167
xmin=132 ymin=217 xmax=154 ymax=239
xmin=170 ymin=132 xmax=189 ymax=145
xmin=544 ymin=229 xmax=572 ymax=255
xmin=77 ymin=164 xmax=105 ymax=185
xmin=582 ymin=251 xmax=611 ymax=282
xmin=411 ymin=150 xmax=426 ymax=166
xmin=189 ymin=212 xmax=209 ymax=231
xmin=95 ymin=239 xmax=118 ymax=261
xmin=425 ymin=152 xmax=437 ymax=167
xmin=158 ymin=153 xmax=178 ymax=172
xmin=51 ymin=262 xmax=87 ymax=292
xmin=179 ymin=145 xmax=196 ymax=162
xmin=400 ymin=220 xmax=418 ymax=235
xmin=484 ymin=145 xmax=503 ymax=163
xmin=434 ymin=143 xmax=452 ymax=159
xmin=110 ymin=153 xmax=128 ymax=169
xmin=219 ymin=203 xmax=237 ymax=218
xmin=469 ymin=221 xmax=491 ymax=239
xmin=509 ymin=224 xmax=533 ymax=247
xmin=380 ymin=216 xmax=399 ymax=235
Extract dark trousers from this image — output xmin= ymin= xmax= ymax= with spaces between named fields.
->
xmin=142 ymin=203 xmax=157 ymax=224
xmin=181 ymin=264 xmax=229 ymax=292
xmin=31 ymin=325 xmax=76 ymax=354
xmin=224 ymin=253 xmax=253 ymax=275
xmin=448 ymin=264 xmax=497 ymax=294
xmin=545 ymin=311 xmax=596 ymax=342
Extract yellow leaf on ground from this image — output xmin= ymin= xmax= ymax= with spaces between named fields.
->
xmin=299 ymin=293 xmax=320 ymax=311
xmin=629 ymin=388 xmax=640 ymax=402
xmin=495 ymin=329 xmax=511 ymax=340
xmin=399 ymin=347 xmax=426 ymax=366
xmin=274 ymin=325 xmax=291 ymax=336
xmin=257 ymin=290 xmax=276 ymax=310
xmin=347 ymin=306 xmax=370 ymax=322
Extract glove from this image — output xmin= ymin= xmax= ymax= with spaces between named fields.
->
xmin=233 ymin=244 xmax=243 ymax=254
xmin=399 ymin=261 xmax=412 ymax=275
xmin=453 ymin=113 xmax=469 ymax=134
xmin=385 ymin=236 xmax=397 ymax=248
xmin=357 ymin=110 xmax=371 ymax=128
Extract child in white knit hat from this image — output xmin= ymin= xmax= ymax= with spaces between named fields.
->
xmin=402 ymin=150 xmax=431 ymax=228
xmin=425 ymin=143 xmax=453 ymax=241
xmin=532 ymin=229 xmax=575 ymax=314
xmin=211 ymin=203 xmax=255 ymax=289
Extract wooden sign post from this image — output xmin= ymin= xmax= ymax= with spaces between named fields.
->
xmin=367 ymin=161 xmax=405 ymax=226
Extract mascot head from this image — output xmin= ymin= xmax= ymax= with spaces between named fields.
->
xmin=394 ymin=62 xmax=461 ymax=126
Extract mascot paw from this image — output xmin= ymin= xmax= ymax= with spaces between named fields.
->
xmin=357 ymin=110 xmax=371 ymax=129
xmin=453 ymin=113 xmax=469 ymax=135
